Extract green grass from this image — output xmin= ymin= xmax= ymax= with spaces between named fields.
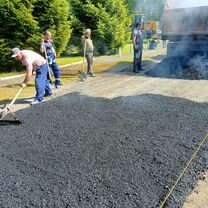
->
xmin=56 ymin=56 xmax=83 ymax=65
xmin=118 ymin=40 xmax=158 ymax=56
xmin=0 ymin=72 xmax=24 ymax=79
xmin=0 ymin=42 xmax=165 ymax=78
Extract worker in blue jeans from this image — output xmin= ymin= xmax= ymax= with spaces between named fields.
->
xmin=11 ymin=48 xmax=52 ymax=105
xmin=40 ymin=31 xmax=62 ymax=86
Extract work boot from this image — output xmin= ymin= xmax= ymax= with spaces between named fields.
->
xmin=30 ymin=99 xmax=42 ymax=105
xmin=55 ymin=80 xmax=63 ymax=86
xmin=89 ymin=73 xmax=96 ymax=77
xmin=44 ymin=92 xmax=53 ymax=97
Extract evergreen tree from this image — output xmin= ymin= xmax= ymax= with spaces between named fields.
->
xmin=0 ymin=0 xmax=72 ymax=71
xmin=125 ymin=0 xmax=166 ymax=21
xmin=70 ymin=0 xmax=131 ymax=54
xmin=0 ymin=0 xmax=38 ymax=70
xmin=33 ymin=0 xmax=72 ymax=56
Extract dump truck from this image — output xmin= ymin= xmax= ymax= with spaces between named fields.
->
xmin=133 ymin=14 xmax=160 ymax=39
xmin=143 ymin=21 xmax=160 ymax=39
xmin=162 ymin=5 xmax=208 ymax=57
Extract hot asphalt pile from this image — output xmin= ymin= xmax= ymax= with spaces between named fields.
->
xmin=145 ymin=56 xmax=208 ymax=80
xmin=0 ymin=92 xmax=208 ymax=207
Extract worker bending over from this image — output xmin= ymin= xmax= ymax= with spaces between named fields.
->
xmin=11 ymin=48 xmax=52 ymax=105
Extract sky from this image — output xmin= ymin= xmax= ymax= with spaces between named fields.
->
xmin=166 ymin=0 xmax=208 ymax=9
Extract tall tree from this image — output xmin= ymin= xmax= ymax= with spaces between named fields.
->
xmin=0 ymin=0 xmax=72 ymax=71
xmin=70 ymin=0 xmax=131 ymax=54
xmin=0 ymin=0 xmax=38 ymax=71
xmin=32 ymin=0 xmax=72 ymax=56
xmin=125 ymin=0 xmax=166 ymax=21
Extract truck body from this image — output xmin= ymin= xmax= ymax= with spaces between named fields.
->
xmin=162 ymin=6 xmax=208 ymax=57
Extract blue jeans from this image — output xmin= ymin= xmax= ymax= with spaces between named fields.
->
xmin=133 ymin=49 xmax=143 ymax=71
xmin=48 ymin=54 xmax=61 ymax=84
xmin=35 ymin=64 xmax=52 ymax=102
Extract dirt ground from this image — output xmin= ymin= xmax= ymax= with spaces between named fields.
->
xmin=183 ymin=173 xmax=208 ymax=208
xmin=0 ymin=50 xmax=208 ymax=207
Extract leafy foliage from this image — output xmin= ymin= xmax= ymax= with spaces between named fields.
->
xmin=125 ymin=0 xmax=166 ymax=21
xmin=33 ymin=0 xmax=72 ymax=56
xmin=0 ymin=0 xmax=71 ymax=71
xmin=69 ymin=0 xmax=131 ymax=54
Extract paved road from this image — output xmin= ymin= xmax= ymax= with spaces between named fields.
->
xmin=0 ymin=49 xmax=207 ymax=207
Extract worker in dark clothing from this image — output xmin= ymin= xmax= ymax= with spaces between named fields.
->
xmin=132 ymin=23 xmax=144 ymax=72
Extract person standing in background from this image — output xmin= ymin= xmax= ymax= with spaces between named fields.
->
xmin=82 ymin=29 xmax=95 ymax=77
xmin=132 ymin=23 xmax=144 ymax=72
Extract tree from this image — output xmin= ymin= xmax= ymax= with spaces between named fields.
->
xmin=125 ymin=0 xmax=166 ymax=21
xmin=0 ymin=0 xmax=72 ymax=71
xmin=0 ymin=0 xmax=38 ymax=71
xmin=32 ymin=0 xmax=72 ymax=56
xmin=69 ymin=0 xmax=131 ymax=54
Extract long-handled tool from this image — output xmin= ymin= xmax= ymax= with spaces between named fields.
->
xmin=79 ymin=39 xmax=87 ymax=82
xmin=0 ymin=87 xmax=23 ymax=125
xmin=44 ymin=46 xmax=56 ymax=89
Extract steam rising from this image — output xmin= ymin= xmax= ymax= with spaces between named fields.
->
xmin=166 ymin=0 xmax=208 ymax=9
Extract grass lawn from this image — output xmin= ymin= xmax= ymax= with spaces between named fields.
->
xmin=56 ymin=56 xmax=83 ymax=66
xmin=0 ymin=57 xmax=83 ymax=79
xmin=0 ymin=72 xmax=24 ymax=79
xmin=0 ymin=47 xmax=166 ymax=104
xmin=0 ymin=61 xmax=129 ymax=104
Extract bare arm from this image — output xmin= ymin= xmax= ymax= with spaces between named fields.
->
xmin=22 ymin=63 xmax=33 ymax=85
xmin=40 ymin=39 xmax=45 ymax=53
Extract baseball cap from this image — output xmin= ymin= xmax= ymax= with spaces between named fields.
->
xmin=11 ymin=48 xmax=21 ymax=57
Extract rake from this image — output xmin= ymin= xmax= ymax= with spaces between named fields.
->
xmin=79 ymin=39 xmax=87 ymax=82
xmin=44 ymin=45 xmax=57 ymax=89
xmin=0 ymin=87 xmax=23 ymax=125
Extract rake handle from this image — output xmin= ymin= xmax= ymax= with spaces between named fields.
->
xmin=82 ymin=39 xmax=87 ymax=73
xmin=8 ymin=87 xmax=23 ymax=107
xmin=44 ymin=45 xmax=53 ymax=82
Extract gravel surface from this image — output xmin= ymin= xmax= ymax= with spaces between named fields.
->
xmin=0 ymin=89 xmax=207 ymax=207
xmin=0 ymin=50 xmax=207 ymax=207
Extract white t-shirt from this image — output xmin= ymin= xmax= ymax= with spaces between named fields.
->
xmin=21 ymin=50 xmax=46 ymax=72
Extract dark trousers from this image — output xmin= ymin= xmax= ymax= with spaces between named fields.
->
xmin=133 ymin=49 xmax=143 ymax=72
xmin=86 ymin=52 xmax=94 ymax=74
xmin=35 ymin=64 xmax=52 ymax=102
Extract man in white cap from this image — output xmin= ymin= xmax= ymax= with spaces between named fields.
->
xmin=82 ymin=28 xmax=95 ymax=77
xmin=11 ymin=48 xmax=52 ymax=104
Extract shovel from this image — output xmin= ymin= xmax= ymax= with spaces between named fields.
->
xmin=79 ymin=39 xmax=87 ymax=82
xmin=44 ymin=46 xmax=56 ymax=89
xmin=0 ymin=87 xmax=23 ymax=125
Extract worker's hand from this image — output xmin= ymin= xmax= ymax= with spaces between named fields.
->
xmin=21 ymin=83 xmax=27 ymax=88
xmin=41 ymin=39 xmax=45 ymax=44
